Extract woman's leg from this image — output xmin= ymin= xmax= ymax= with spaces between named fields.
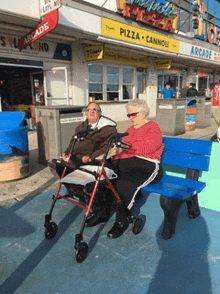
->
xmin=107 ymin=157 xmax=163 ymax=238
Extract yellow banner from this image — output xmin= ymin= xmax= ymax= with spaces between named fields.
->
xmin=101 ymin=17 xmax=179 ymax=53
xmin=103 ymin=51 xmax=148 ymax=67
xmin=84 ymin=45 xmax=104 ymax=61
xmin=153 ymin=59 xmax=172 ymax=70
xmin=84 ymin=46 xmax=148 ymax=67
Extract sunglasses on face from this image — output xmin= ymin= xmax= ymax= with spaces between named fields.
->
xmin=127 ymin=112 xmax=139 ymax=118
xmin=86 ymin=108 xmax=100 ymax=112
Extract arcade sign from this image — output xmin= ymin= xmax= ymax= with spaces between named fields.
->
xmin=116 ymin=0 xmax=177 ymax=33
xmin=18 ymin=10 xmax=59 ymax=51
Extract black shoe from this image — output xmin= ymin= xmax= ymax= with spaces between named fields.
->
xmin=107 ymin=221 xmax=129 ymax=239
xmin=85 ymin=214 xmax=110 ymax=228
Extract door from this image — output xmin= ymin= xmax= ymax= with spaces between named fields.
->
xmin=44 ymin=67 xmax=69 ymax=106
xmin=30 ymin=72 xmax=45 ymax=105
xmin=198 ymin=76 xmax=207 ymax=96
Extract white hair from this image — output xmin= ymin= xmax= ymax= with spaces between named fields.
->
xmin=126 ymin=99 xmax=150 ymax=117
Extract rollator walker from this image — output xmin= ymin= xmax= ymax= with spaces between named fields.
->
xmin=44 ymin=132 xmax=144 ymax=263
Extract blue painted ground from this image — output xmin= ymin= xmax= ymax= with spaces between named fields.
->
xmin=1 ymin=142 xmax=220 ymax=294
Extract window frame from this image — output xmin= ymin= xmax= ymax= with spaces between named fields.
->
xmin=88 ymin=62 xmax=137 ymax=102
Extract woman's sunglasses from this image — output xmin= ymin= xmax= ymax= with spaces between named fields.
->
xmin=127 ymin=112 xmax=139 ymax=118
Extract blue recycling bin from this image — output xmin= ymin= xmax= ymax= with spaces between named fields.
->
xmin=186 ymin=98 xmax=197 ymax=131
xmin=0 ymin=111 xmax=29 ymax=182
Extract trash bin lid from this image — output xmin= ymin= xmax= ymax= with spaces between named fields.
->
xmin=0 ymin=111 xmax=26 ymax=129
xmin=187 ymin=98 xmax=197 ymax=108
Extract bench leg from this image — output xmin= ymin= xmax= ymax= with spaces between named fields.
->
xmin=160 ymin=196 xmax=183 ymax=240
xmin=185 ymin=194 xmax=201 ymax=219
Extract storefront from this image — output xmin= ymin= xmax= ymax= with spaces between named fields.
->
xmin=2 ymin=0 xmax=220 ymax=122
xmin=84 ymin=45 xmax=148 ymax=102
xmin=0 ymin=33 xmax=72 ymax=112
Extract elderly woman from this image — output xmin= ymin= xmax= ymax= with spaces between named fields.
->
xmin=108 ymin=99 xmax=164 ymax=239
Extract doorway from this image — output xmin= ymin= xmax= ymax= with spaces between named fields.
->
xmin=44 ymin=67 xmax=70 ymax=106
xmin=0 ymin=65 xmax=43 ymax=110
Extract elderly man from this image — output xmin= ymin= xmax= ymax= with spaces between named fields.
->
xmin=56 ymin=102 xmax=117 ymax=227
xmin=56 ymin=102 xmax=117 ymax=176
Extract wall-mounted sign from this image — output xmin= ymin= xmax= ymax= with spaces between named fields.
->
xmin=101 ymin=17 xmax=179 ymax=53
xmin=84 ymin=45 xmax=104 ymax=61
xmin=153 ymin=59 xmax=172 ymax=70
xmin=179 ymin=41 xmax=220 ymax=64
xmin=18 ymin=10 xmax=58 ymax=51
xmin=116 ymin=0 xmax=177 ymax=33
xmin=40 ymin=0 xmax=62 ymax=17
xmin=0 ymin=34 xmax=71 ymax=61
xmin=84 ymin=45 xmax=148 ymax=67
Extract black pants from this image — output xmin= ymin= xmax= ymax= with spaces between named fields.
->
xmin=111 ymin=157 xmax=164 ymax=222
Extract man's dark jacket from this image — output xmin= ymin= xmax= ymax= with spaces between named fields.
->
xmin=65 ymin=116 xmax=117 ymax=161
xmin=187 ymin=87 xmax=199 ymax=97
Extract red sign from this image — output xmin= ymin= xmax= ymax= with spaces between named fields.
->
xmin=18 ymin=10 xmax=59 ymax=51
xmin=198 ymin=71 xmax=207 ymax=76
xmin=117 ymin=1 xmax=177 ymax=33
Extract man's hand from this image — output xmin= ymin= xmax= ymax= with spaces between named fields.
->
xmin=62 ymin=153 xmax=68 ymax=161
xmin=82 ymin=156 xmax=92 ymax=163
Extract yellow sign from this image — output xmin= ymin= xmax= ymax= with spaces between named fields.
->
xmin=153 ymin=59 xmax=172 ymax=70
xmin=103 ymin=51 xmax=148 ymax=67
xmin=101 ymin=17 xmax=179 ymax=53
xmin=84 ymin=45 xmax=104 ymax=61
xmin=84 ymin=46 xmax=148 ymax=67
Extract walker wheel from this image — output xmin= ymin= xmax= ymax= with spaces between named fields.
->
xmin=132 ymin=218 xmax=144 ymax=235
xmin=75 ymin=242 xmax=88 ymax=263
xmin=44 ymin=222 xmax=57 ymax=239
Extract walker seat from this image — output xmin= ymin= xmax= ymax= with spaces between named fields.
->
xmin=61 ymin=165 xmax=117 ymax=186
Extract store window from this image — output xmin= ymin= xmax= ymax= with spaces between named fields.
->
xmin=89 ymin=64 xmax=103 ymax=100
xmin=123 ymin=68 xmax=134 ymax=100
xmin=107 ymin=66 xmax=119 ymax=101
xmin=137 ymin=68 xmax=147 ymax=96
xmin=88 ymin=64 xmax=134 ymax=101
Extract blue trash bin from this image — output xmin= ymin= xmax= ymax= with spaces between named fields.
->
xmin=186 ymin=98 xmax=197 ymax=131
xmin=0 ymin=111 xmax=29 ymax=182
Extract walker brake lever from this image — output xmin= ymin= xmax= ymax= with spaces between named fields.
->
xmin=52 ymin=159 xmax=77 ymax=170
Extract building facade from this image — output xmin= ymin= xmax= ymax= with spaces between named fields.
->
xmin=0 ymin=0 xmax=220 ymax=121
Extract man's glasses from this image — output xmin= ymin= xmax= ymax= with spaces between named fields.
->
xmin=127 ymin=112 xmax=139 ymax=118
xmin=86 ymin=108 xmax=100 ymax=112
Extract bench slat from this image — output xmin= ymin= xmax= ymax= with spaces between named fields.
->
xmin=161 ymin=151 xmax=210 ymax=171
xmin=141 ymin=175 xmax=206 ymax=200
xmin=163 ymin=137 xmax=212 ymax=156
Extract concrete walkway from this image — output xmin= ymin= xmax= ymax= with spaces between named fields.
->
xmin=0 ymin=107 xmax=220 ymax=293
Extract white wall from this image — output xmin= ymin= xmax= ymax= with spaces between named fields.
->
xmin=72 ymin=42 xmax=88 ymax=106
xmin=81 ymin=0 xmax=118 ymax=11
xmin=0 ymin=0 xmax=40 ymax=19
xmin=59 ymin=6 xmax=101 ymax=35
xmin=101 ymin=103 xmax=128 ymax=122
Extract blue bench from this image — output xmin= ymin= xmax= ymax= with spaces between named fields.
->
xmin=141 ymin=137 xmax=212 ymax=240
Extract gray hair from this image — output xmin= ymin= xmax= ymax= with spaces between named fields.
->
xmin=85 ymin=102 xmax=101 ymax=112
xmin=126 ymin=99 xmax=150 ymax=117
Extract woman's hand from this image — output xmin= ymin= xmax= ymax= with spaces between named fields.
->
xmin=110 ymin=147 xmax=123 ymax=157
